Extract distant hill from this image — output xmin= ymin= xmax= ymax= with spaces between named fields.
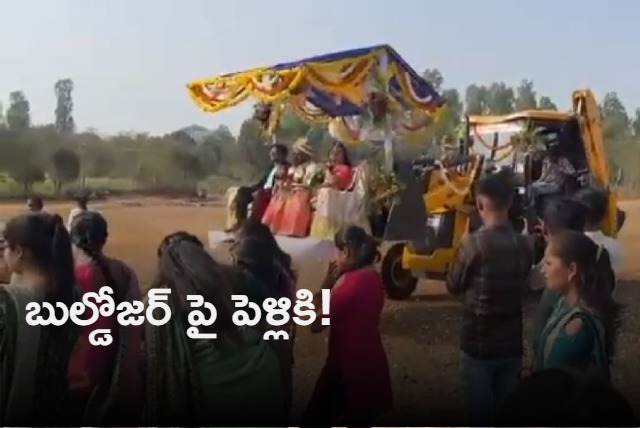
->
xmin=170 ymin=124 xmax=212 ymax=144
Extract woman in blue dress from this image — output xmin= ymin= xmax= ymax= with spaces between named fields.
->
xmin=532 ymin=229 xmax=620 ymax=380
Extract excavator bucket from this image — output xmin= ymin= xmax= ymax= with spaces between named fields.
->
xmin=383 ymin=160 xmax=428 ymax=242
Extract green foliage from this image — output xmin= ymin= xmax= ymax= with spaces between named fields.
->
xmin=0 ymin=71 xmax=638 ymax=198
xmin=54 ymin=79 xmax=75 ymax=134
xmin=6 ymin=91 xmax=30 ymax=132
xmin=49 ymin=148 xmax=80 ymax=194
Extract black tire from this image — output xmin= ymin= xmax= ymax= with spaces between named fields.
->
xmin=617 ymin=208 xmax=626 ymax=231
xmin=381 ymin=243 xmax=418 ymax=300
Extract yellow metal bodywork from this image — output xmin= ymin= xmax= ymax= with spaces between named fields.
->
xmin=401 ymin=155 xmax=481 ymax=273
xmin=400 ymin=88 xmax=618 ymax=275
xmin=571 ymin=89 xmax=618 ymax=237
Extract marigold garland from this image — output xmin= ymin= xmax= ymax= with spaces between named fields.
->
xmin=187 ymin=49 xmax=447 ymax=144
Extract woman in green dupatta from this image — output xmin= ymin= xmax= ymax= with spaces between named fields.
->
xmin=142 ymin=231 xmax=285 ymax=426
xmin=0 ymin=212 xmax=80 ymax=426
xmin=232 ymin=219 xmax=298 ymax=422
xmin=530 ymin=230 xmax=620 ymax=380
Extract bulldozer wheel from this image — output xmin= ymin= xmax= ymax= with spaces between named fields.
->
xmin=381 ymin=243 xmax=418 ymax=300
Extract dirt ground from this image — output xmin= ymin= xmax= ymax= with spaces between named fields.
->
xmin=1 ymin=198 xmax=638 ymax=422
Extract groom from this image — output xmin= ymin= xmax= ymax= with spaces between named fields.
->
xmin=228 ymin=143 xmax=289 ymax=232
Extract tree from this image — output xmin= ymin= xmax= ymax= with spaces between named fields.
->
xmin=82 ymin=142 xmax=116 ymax=178
xmin=422 ymin=68 xmax=444 ymax=92
xmin=237 ymin=119 xmax=269 ymax=179
xmin=601 ymin=92 xmax=630 ymax=141
xmin=204 ymin=125 xmax=242 ymax=178
xmin=277 ymin=110 xmax=310 ymax=142
xmin=7 ymin=141 xmax=45 ymax=194
xmin=465 ymin=84 xmax=489 ymax=115
xmin=632 ymin=108 xmax=640 ymax=137
xmin=434 ymin=88 xmax=463 ymax=139
xmin=538 ymin=96 xmax=557 ymax=110
xmin=514 ymin=79 xmax=537 ymax=110
xmin=6 ymin=91 xmax=31 ymax=132
xmin=54 ymin=79 xmax=75 ymax=134
xmin=50 ymin=148 xmax=81 ymax=193
xmin=170 ymin=145 xmax=206 ymax=181
xmin=486 ymin=82 xmax=515 ymax=115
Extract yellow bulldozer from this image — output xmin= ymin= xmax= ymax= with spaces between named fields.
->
xmin=379 ymin=89 xmax=625 ymax=299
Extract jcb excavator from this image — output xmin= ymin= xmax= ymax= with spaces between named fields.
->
xmin=380 ymin=89 xmax=624 ymax=299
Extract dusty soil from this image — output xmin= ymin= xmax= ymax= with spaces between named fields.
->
xmin=1 ymin=198 xmax=638 ymax=423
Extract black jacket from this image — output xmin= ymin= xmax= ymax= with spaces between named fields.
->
xmin=246 ymin=162 xmax=290 ymax=193
xmin=447 ymin=223 xmax=534 ymax=360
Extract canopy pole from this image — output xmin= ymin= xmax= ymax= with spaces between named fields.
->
xmin=384 ymin=125 xmax=394 ymax=171
xmin=379 ymin=50 xmax=394 ymax=171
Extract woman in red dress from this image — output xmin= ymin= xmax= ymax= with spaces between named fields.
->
xmin=68 ymin=211 xmax=144 ymax=424
xmin=302 ymin=225 xmax=393 ymax=426
xmin=323 ymin=142 xmax=353 ymax=191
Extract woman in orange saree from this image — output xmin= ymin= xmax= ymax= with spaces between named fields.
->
xmin=277 ymin=138 xmax=321 ymax=237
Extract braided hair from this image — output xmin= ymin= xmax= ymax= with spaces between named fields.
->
xmin=69 ymin=211 xmax=120 ymax=301
xmin=237 ymin=219 xmax=295 ymax=278
xmin=156 ymin=231 xmax=241 ymax=339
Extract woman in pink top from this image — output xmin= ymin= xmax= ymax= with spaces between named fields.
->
xmin=68 ymin=211 xmax=144 ymax=425
xmin=302 ymin=225 xmax=393 ymax=426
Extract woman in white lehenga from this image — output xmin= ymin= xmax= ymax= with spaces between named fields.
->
xmin=309 ymin=145 xmax=371 ymax=239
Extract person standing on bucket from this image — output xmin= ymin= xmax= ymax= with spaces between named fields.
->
xmin=446 ymin=170 xmax=533 ymax=425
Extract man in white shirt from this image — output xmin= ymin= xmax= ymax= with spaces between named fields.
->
xmin=67 ymin=195 xmax=89 ymax=230
xmin=574 ymin=188 xmax=622 ymax=275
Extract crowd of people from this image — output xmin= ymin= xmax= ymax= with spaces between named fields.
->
xmin=0 ymin=195 xmax=392 ymax=426
xmin=446 ymin=169 xmax=635 ymax=425
xmin=0 ymin=147 xmax=637 ymax=426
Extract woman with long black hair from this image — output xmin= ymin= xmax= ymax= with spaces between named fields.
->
xmin=532 ymin=229 xmax=620 ymax=379
xmin=233 ymin=219 xmax=297 ymax=420
xmin=68 ymin=211 xmax=144 ymax=425
xmin=235 ymin=218 xmax=297 ymax=298
xmin=302 ymin=225 xmax=393 ymax=426
xmin=142 ymin=231 xmax=284 ymax=426
xmin=0 ymin=212 xmax=80 ymax=425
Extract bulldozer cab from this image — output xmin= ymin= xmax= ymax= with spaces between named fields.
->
xmin=468 ymin=89 xmax=620 ymax=236
xmin=379 ymin=89 xmax=623 ymax=300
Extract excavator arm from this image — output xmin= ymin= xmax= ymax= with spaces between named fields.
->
xmin=572 ymin=89 xmax=620 ymax=235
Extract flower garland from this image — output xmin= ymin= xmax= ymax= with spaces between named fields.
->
xmin=304 ymin=56 xmax=376 ymax=106
xmin=434 ymin=155 xmax=482 ymax=196
xmin=327 ymin=111 xmax=438 ymax=146
xmin=392 ymin=63 xmax=442 ymax=113
xmin=188 ymin=67 xmax=306 ymax=113
xmin=289 ymin=95 xmax=331 ymax=124
xmin=472 ymin=126 xmax=514 ymax=151
xmin=187 ymin=52 xmax=380 ymax=115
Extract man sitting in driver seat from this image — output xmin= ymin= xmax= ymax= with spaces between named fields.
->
xmin=531 ymin=144 xmax=576 ymax=197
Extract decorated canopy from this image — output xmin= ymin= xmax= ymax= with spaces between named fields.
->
xmin=187 ymin=45 xmax=445 ymax=132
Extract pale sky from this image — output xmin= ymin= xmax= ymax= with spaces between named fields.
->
xmin=1 ymin=0 xmax=638 ymax=136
